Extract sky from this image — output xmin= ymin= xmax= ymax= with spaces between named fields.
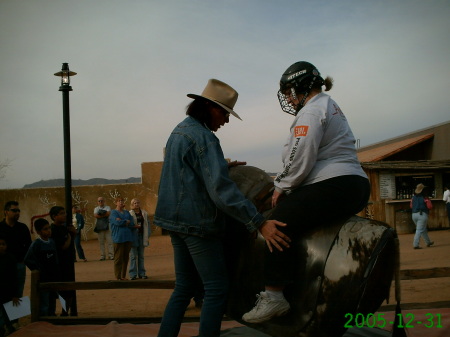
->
xmin=1 ymin=0 xmax=449 ymax=189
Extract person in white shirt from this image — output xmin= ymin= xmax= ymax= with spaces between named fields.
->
xmin=443 ymin=186 xmax=450 ymax=222
xmin=128 ymin=198 xmax=151 ymax=280
xmin=243 ymin=61 xmax=370 ymax=323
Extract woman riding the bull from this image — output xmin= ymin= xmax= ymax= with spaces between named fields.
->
xmin=243 ymin=61 xmax=371 ymax=323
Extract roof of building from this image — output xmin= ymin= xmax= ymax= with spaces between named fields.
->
xmin=357 ymin=133 xmax=434 ymax=162
xmin=360 ymin=159 xmax=450 ymax=170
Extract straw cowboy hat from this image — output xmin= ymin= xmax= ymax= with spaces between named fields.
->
xmin=187 ymin=79 xmax=242 ymax=120
xmin=415 ymin=183 xmax=426 ymax=194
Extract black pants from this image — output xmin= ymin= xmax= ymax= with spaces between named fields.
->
xmin=265 ymin=175 xmax=370 ymax=286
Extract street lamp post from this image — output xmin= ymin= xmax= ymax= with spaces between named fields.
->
xmin=54 ymin=62 xmax=77 ymax=316
xmin=54 ymin=63 xmax=76 ymax=223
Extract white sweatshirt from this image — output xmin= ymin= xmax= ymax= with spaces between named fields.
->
xmin=274 ymin=93 xmax=367 ymax=194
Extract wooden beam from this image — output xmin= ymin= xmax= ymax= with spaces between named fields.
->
xmin=39 ymin=316 xmax=241 ymax=325
xmin=30 ymin=270 xmax=40 ymax=322
xmin=39 ymin=316 xmax=201 ymax=325
xmin=38 ymin=279 xmax=176 ymax=291
xmin=380 ymin=301 xmax=450 ymax=311
xmin=400 ymin=267 xmax=450 ymax=280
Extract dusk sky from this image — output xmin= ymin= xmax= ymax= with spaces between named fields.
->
xmin=1 ymin=0 xmax=449 ymax=189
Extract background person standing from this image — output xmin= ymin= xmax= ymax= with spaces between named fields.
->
xmin=410 ymin=183 xmax=434 ymax=249
xmin=109 ymin=197 xmax=134 ymax=280
xmin=93 ymin=197 xmax=113 ymax=261
xmin=50 ymin=206 xmax=77 ymax=316
xmin=0 ymin=234 xmax=20 ymax=336
xmin=443 ymin=185 xmax=450 ymax=223
xmin=0 ymin=201 xmax=31 ymax=321
xmin=24 ymin=218 xmax=60 ymax=317
xmin=128 ymin=198 xmax=151 ymax=280
xmin=72 ymin=206 xmax=87 ymax=262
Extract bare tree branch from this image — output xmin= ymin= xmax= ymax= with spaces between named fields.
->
xmin=0 ymin=158 xmax=11 ymax=180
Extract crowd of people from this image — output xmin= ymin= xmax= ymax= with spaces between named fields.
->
xmin=0 ymin=197 xmax=152 ymax=335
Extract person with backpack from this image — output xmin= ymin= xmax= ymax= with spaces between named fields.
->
xmin=410 ymin=183 xmax=434 ymax=249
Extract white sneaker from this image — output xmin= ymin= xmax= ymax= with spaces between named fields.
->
xmin=242 ymin=291 xmax=290 ymax=323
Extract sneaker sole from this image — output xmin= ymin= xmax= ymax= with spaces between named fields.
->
xmin=242 ymin=307 xmax=290 ymax=323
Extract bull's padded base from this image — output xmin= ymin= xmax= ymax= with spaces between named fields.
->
xmin=10 ymin=308 xmax=450 ymax=337
xmin=221 ymin=326 xmax=391 ymax=336
xmin=343 ymin=327 xmax=390 ymax=337
xmin=9 ymin=322 xmax=390 ymax=337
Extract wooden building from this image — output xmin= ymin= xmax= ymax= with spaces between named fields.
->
xmin=357 ymin=120 xmax=450 ymax=233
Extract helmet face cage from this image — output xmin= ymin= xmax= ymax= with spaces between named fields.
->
xmin=277 ymin=87 xmax=298 ymax=116
xmin=277 ymin=61 xmax=323 ymax=116
xmin=277 ymin=76 xmax=317 ymax=116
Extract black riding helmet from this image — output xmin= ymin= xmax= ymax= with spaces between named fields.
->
xmin=277 ymin=61 xmax=324 ymax=116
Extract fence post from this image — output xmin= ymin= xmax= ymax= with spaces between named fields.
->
xmin=30 ymin=270 xmax=40 ymax=322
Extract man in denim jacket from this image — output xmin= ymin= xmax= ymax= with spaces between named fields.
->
xmin=155 ymin=79 xmax=290 ymax=337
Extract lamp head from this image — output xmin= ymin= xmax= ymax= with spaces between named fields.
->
xmin=54 ymin=63 xmax=77 ymax=87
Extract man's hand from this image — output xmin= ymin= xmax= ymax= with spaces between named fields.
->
xmin=258 ymin=220 xmax=291 ymax=252
xmin=228 ymin=160 xmax=247 ymax=168
xmin=67 ymin=225 xmax=77 ymax=235
xmin=12 ymin=297 xmax=21 ymax=306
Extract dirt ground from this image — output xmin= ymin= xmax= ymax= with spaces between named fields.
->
xmin=17 ymin=228 xmax=450 ymax=327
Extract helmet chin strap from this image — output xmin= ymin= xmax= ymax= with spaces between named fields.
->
xmin=295 ymin=91 xmax=309 ymax=114
xmin=294 ymin=76 xmax=317 ymax=115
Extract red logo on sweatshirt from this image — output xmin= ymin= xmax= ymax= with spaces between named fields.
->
xmin=294 ymin=125 xmax=309 ymax=137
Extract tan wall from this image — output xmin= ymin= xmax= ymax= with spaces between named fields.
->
xmin=140 ymin=161 xmax=163 ymax=235
xmin=0 ymin=161 xmax=164 ymax=240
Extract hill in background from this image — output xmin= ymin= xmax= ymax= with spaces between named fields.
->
xmin=23 ymin=177 xmax=141 ymax=188
xmin=22 ymin=171 xmax=278 ymax=189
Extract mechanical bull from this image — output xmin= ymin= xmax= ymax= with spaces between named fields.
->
xmin=224 ymin=166 xmax=400 ymax=337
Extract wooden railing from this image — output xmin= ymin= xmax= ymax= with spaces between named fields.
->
xmin=379 ymin=267 xmax=450 ymax=311
xmin=30 ymin=270 xmax=178 ymax=324
xmin=30 ymin=267 xmax=450 ymax=324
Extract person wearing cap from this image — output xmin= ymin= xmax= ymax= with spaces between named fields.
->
xmin=410 ymin=183 xmax=434 ymax=249
xmin=154 ymin=79 xmax=290 ymax=337
xmin=242 ymin=61 xmax=370 ymax=323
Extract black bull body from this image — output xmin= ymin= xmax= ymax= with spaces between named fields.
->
xmin=224 ymin=166 xmax=397 ymax=337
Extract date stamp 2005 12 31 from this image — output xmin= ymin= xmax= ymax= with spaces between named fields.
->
xmin=344 ymin=312 xmax=444 ymax=329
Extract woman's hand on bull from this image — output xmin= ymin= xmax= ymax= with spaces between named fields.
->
xmin=258 ymin=220 xmax=291 ymax=252
xmin=271 ymin=190 xmax=284 ymax=208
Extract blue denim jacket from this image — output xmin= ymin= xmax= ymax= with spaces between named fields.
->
xmin=154 ymin=116 xmax=265 ymax=237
